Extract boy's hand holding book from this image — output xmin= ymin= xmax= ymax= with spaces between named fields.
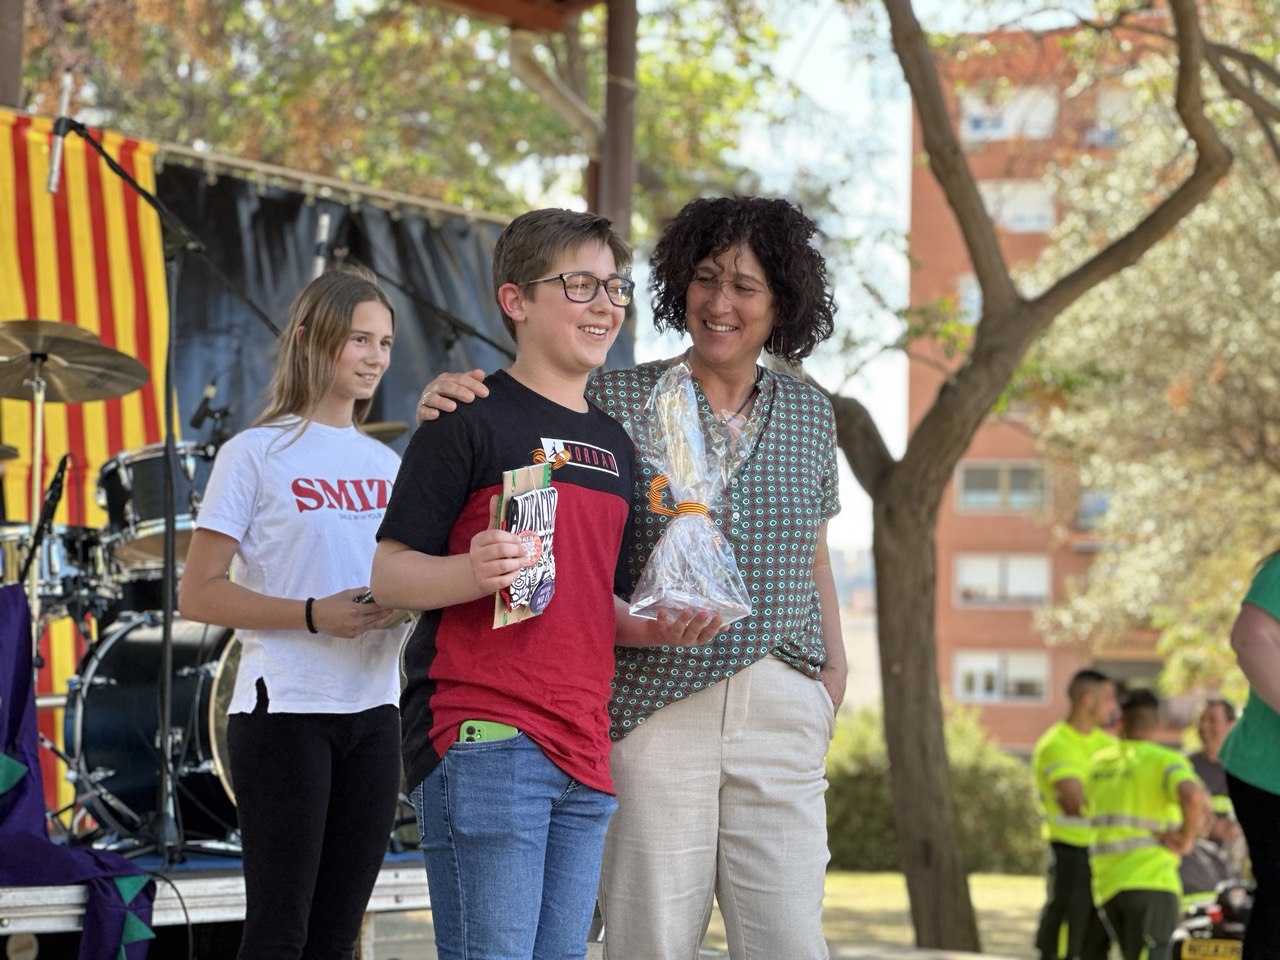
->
xmin=470 ymin=494 xmax=527 ymax=595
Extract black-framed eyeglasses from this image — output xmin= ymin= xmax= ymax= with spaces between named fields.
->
xmin=529 ymin=271 xmax=635 ymax=307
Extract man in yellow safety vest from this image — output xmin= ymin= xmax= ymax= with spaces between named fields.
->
xmin=1032 ymin=669 xmax=1118 ymax=960
xmin=1086 ymin=688 xmax=1210 ymax=960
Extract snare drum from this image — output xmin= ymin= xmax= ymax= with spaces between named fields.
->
xmin=0 ymin=523 xmax=111 ymax=616
xmin=97 ymin=442 xmax=215 ymax=567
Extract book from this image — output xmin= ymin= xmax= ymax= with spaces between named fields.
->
xmin=493 ymin=462 xmax=557 ymax=628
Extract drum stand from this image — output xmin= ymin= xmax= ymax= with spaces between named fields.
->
xmin=22 ymin=358 xmax=48 ymax=672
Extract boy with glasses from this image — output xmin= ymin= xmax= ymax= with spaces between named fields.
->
xmin=371 ymin=208 xmax=638 ymax=959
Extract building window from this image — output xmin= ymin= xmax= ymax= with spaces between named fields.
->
xmin=955 ymin=650 xmax=1050 ymax=703
xmin=1084 ymin=86 xmax=1131 ymax=149
xmin=978 ymin=180 xmax=1056 ymax=233
xmin=960 ymin=84 xmax=1059 ymax=144
xmin=956 ymin=272 xmax=983 ymax=326
xmin=1076 ymin=488 xmax=1111 ymax=531
xmin=957 ymin=462 xmax=1046 ymax=511
xmin=956 ymin=554 xmax=1051 ymax=606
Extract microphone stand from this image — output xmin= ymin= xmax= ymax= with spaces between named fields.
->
xmin=50 ymin=116 xmax=278 ymax=865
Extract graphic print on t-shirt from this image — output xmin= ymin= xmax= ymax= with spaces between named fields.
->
xmin=379 ymin=371 xmax=636 ymax=795
xmin=540 ymin=437 xmax=621 ymax=477
xmin=291 ymin=476 xmax=394 ymax=516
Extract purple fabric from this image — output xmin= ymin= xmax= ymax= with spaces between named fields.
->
xmin=0 ymin=585 xmax=155 ymax=959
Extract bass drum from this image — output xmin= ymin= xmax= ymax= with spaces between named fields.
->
xmin=65 ymin=617 xmax=241 ymax=841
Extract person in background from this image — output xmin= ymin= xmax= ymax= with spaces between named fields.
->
xmin=1031 ymin=669 xmax=1118 ymax=960
xmin=1086 ymin=689 xmax=1208 ymax=960
xmin=180 ymin=268 xmax=408 ymax=960
xmin=1221 ymin=554 xmax=1280 ymax=958
xmin=1183 ymin=698 xmax=1246 ymax=885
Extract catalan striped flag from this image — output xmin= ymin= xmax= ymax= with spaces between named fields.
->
xmin=0 ymin=107 xmax=171 ymax=814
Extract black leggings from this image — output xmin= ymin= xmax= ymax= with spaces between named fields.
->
xmin=1228 ymin=771 xmax=1280 ymax=959
xmin=228 ymin=685 xmax=400 ymax=960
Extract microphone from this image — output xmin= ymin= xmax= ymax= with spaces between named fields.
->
xmin=21 ymin=454 xmax=70 ymax=584
xmin=312 ymin=211 xmax=331 ymax=280
xmin=189 ymin=381 xmax=218 ymax=430
xmin=46 ymin=73 xmax=74 ymax=195
xmin=41 ymin=454 xmax=70 ymax=522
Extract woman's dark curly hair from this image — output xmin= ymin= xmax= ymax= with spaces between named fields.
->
xmin=649 ymin=196 xmax=836 ymax=364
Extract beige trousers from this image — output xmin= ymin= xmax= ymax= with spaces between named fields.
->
xmin=600 ymin=656 xmax=834 ymax=960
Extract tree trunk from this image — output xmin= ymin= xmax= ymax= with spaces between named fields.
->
xmin=0 ymin=0 xmax=24 ymax=109
xmin=872 ymin=488 xmax=981 ymax=951
xmin=599 ymin=0 xmax=637 ymax=241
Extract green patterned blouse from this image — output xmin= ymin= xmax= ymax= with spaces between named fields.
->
xmin=588 ymin=356 xmax=841 ymax=740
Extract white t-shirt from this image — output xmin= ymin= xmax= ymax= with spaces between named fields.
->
xmin=196 ymin=418 xmax=408 ymax=715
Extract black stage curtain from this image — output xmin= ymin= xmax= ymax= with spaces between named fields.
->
xmin=156 ymin=164 xmax=635 ymax=454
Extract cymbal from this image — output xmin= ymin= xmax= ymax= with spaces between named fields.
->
xmin=363 ymin=420 xmax=408 ymax=442
xmin=0 ymin=320 xmax=150 ymax=403
xmin=0 ymin=319 xmax=98 ymax=343
xmin=0 ymin=443 xmax=17 ymax=461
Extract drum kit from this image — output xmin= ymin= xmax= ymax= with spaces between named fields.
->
xmin=0 ymin=318 xmax=240 ymax=847
xmin=3 ymin=318 xmax=412 ymax=851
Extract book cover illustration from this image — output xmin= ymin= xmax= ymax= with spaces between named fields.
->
xmin=493 ymin=463 xmax=558 ymax=628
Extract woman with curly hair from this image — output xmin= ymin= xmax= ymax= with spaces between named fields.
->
xmin=418 ymin=195 xmax=846 ymax=959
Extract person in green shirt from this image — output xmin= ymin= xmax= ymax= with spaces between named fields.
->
xmin=1086 ymin=689 xmax=1208 ymax=960
xmin=1032 ymin=669 xmax=1118 ymax=960
xmin=1222 ymin=552 xmax=1280 ymax=958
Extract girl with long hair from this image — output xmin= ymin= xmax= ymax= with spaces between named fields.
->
xmin=180 ymin=267 xmax=409 ymax=960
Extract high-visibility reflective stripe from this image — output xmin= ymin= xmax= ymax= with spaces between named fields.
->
xmin=1090 ymin=814 xmax=1168 ymax=831
xmin=1054 ymin=814 xmax=1089 ymax=829
xmin=1090 ymin=836 xmax=1160 ymax=856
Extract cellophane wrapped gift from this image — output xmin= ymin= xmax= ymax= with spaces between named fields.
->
xmin=625 ymin=361 xmax=752 ymax=627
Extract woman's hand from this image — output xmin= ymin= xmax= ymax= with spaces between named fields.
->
xmin=615 ymin=598 xmax=725 ymax=647
xmin=312 ymin=588 xmax=397 ymax=638
xmin=417 ymin=369 xmax=488 ymax=423
xmin=820 ymin=662 xmax=848 ymax=712
xmin=653 ymin=609 xmax=724 ymax=646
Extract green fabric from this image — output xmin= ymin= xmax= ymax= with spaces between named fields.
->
xmin=1087 ymin=739 xmax=1200 ymax=906
xmin=113 ymin=874 xmax=149 ymax=906
xmin=0 ymin=752 xmax=26 ymax=794
xmin=1221 ymin=555 xmax=1280 ymax=795
xmin=1033 ymin=721 xmax=1116 ymax=845
xmin=119 ymin=912 xmax=155 ymax=946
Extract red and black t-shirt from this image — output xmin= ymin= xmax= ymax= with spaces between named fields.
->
xmin=377 ymin=371 xmax=634 ymax=793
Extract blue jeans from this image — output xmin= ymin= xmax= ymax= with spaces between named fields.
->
xmin=411 ymin=733 xmax=617 ymax=960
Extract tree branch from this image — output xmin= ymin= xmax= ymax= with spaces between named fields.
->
xmin=1030 ymin=0 xmax=1232 ymax=324
xmin=881 ymin=0 xmax=1019 ymax=317
xmin=1213 ymin=43 xmax=1280 ymax=94
xmin=1203 ymin=41 xmax=1280 ymax=166
xmin=1205 ymin=42 xmax=1280 ymax=123
xmin=830 ymin=391 xmax=897 ymax=497
xmin=774 ymin=361 xmax=897 ymax=497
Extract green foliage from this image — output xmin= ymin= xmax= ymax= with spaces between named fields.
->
xmin=1029 ymin=43 xmax=1280 ymax=699
xmin=826 ymin=705 xmax=1043 ymax=875
xmin=22 ymin=0 xmax=784 ymax=226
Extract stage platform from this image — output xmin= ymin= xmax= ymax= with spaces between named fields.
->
xmin=0 ymin=850 xmax=428 ymax=957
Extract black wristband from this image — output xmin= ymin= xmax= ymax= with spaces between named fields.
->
xmin=304 ymin=597 xmax=318 ymax=634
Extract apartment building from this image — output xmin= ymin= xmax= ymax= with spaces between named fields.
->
xmin=907 ymin=27 xmax=1166 ymax=753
